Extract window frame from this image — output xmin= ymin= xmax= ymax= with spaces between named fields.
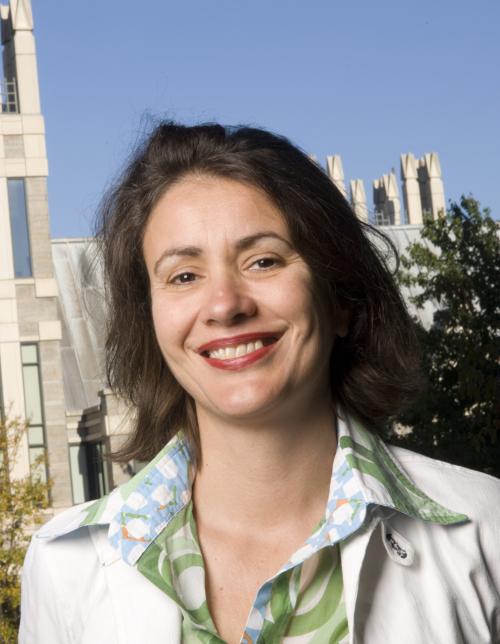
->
xmin=20 ymin=342 xmax=48 ymax=484
xmin=8 ymin=177 xmax=33 ymax=278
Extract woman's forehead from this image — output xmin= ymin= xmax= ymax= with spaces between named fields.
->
xmin=144 ymin=175 xmax=291 ymax=248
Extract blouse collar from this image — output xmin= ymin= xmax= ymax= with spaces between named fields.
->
xmin=37 ymin=413 xmax=468 ymax=566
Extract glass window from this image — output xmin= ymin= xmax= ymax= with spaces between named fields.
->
xmin=0 ymin=354 xmax=4 ymax=424
xmin=86 ymin=442 xmax=110 ymax=500
xmin=21 ymin=344 xmax=37 ymax=363
xmin=28 ymin=425 xmax=44 ymax=445
xmin=69 ymin=444 xmax=90 ymax=504
xmin=29 ymin=446 xmax=47 ymax=483
xmin=21 ymin=344 xmax=47 ymax=481
xmin=0 ymin=356 xmax=4 ymax=464
xmin=8 ymin=178 xmax=32 ymax=278
xmin=22 ymin=365 xmax=43 ymax=426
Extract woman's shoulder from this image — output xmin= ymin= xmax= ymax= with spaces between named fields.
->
xmin=20 ymin=504 xmax=113 ymax=643
xmin=25 ymin=502 xmax=110 ymax=586
xmin=20 ymin=503 xmax=182 ymax=643
xmin=388 ymin=443 xmax=500 ymax=524
xmin=23 ymin=500 xmax=116 ymax=601
xmin=36 ymin=500 xmax=97 ymax=537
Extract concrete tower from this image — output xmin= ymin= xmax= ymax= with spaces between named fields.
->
xmin=401 ymin=153 xmax=423 ymax=225
xmin=373 ymin=171 xmax=401 ymax=226
xmin=326 ymin=155 xmax=347 ymax=198
xmin=349 ymin=178 xmax=368 ymax=222
xmin=0 ymin=1 xmax=71 ymax=508
xmin=417 ymin=152 xmax=446 ymax=219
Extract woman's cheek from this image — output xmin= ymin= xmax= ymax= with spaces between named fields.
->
xmin=152 ymin=295 xmax=197 ymax=354
xmin=151 ymin=298 xmax=176 ymax=347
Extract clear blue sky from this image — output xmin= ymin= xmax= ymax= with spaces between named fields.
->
xmin=32 ymin=0 xmax=499 ymax=238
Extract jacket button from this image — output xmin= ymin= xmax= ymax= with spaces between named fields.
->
xmin=381 ymin=524 xmax=415 ymax=566
xmin=386 ymin=532 xmax=407 ymax=558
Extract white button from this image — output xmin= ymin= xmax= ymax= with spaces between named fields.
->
xmin=381 ymin=523 xmax=414 ymax=566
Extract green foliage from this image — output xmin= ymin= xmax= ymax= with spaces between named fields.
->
xmin=389 ymin=196 xmax=500 ymax=477
xmin=0 ymin=415 xmax=51 ymax=641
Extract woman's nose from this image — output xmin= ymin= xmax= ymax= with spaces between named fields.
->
xmin=201 ymin=273 xmax=257 ymax=326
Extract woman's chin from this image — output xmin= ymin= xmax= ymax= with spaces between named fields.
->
xmin=197 ymin=386 xmax=287 ymax=423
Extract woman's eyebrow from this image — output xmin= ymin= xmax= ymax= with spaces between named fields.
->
xmin=153 ymin=232 xmax=291 ymax=275
xmin=235 ymin=231 xmax=291 ymax=251
xmin=154 ymin=246 xmax=200 ymax=275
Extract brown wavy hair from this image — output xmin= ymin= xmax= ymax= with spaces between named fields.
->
xmin=96 ymin=121 xmax=423 ymax=463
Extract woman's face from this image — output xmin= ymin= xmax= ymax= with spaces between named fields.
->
xmin=142 ymin=175 xmax=348 ymax=424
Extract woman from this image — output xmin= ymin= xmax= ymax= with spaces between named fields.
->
xmin=20 ymin=123 xmax=500 ymax=643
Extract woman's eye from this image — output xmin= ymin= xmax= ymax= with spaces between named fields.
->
xmin=251 ymin=257 xmax=279 ymax=270
xmin=170 ymin=272 xmax=197 ymax=284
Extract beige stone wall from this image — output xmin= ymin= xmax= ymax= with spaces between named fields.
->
xmin=38 ymin=340 xmax=71 ymax=507
xmin=101 ymin=390 xmax=134 ymax=488
xmin=25 ymin=177 xmax=52 ymax=277
xmin=0 ymin=1 xmax=71 ymax=509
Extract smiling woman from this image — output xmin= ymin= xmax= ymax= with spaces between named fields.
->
xmin=20 ymin=123 xmax=500 ymax=644
xmin=94 ymin=124 xmax=421 ymax=465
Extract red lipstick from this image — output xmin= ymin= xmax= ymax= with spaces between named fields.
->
xmin=198 ymin=332 xmax=281 ymax=371
xmin=197 ymin=332 xmax=279 ymax=354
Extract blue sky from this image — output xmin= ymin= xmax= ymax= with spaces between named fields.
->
xmin=32 ymin=0 xmax=499 ymax=238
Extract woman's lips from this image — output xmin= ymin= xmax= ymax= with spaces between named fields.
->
xmin=197 ymin=332 xmax=279 ymax=353
xmin=198 ymin=333 xmax=281 ymax=371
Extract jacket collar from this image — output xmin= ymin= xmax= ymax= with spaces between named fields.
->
xmin=38 ymin=414 xmax=468 ymax=564
xmin=337 ymin=415 xmax=468 ymax=524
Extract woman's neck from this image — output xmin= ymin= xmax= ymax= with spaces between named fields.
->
xmin=192 ymin=401 xmax=338 ymax=536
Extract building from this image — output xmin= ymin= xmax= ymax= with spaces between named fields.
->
xmin=0 ymin=1 xmax=446 ymax=514
xmin=324 ymin=153 xmax=446 ymax=226
xmin=0 ymin=0 xmax=71 ymax=510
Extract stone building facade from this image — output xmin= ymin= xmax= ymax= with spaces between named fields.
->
xmin=325 ymin=152 xmax=446 ymax=226
xmin=0 ymin=0 xmax=447 ymax=514
xmin=0 ymin=0 xmax=71 ymax=510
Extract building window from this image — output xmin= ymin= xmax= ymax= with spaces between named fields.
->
xmin=374 ymin=209 xmax=394 ymax=226
xmin=69 ymin=443 xmax=90 ymax=504
xmin=8 ymin=178 xmax=32 ymax=278
xmin=21 ymin=343 xmax=47 ymax=482
xmin=0 ymin=354 xmax=4 ymax=424
xmin=0 ymin=78 xmax=18 ymax=113
xmin=69 ymin=441 xmax=110 ymax=504
xmin=0 ymin=356 xmax=4 ymax=471
xmin=86 ymin=442 xmax=109 ymax=500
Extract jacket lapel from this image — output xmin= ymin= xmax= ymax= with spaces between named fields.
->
xmin=339 ymin=511 xmax=382 ymax=644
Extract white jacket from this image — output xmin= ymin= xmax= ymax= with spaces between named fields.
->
xmin=19 ymin=438 xmax=500 ymax=643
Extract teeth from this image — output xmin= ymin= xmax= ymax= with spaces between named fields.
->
xmin=208 ymin=339 xmax=268 ymax=360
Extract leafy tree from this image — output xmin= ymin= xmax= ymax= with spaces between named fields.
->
xmin=0 ymin=415 xmax=51 ymax=641
xmin=389 ymin=196 xmax=500 ymax=477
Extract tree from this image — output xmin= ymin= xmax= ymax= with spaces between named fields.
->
xmin=389 ymin=196 xmax=500 ymax=477
xmin=0 ymin=414 xmax=51 ymax=641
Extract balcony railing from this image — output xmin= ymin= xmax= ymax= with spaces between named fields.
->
xmin=0 ymin=78 xmax=18 ymax=113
